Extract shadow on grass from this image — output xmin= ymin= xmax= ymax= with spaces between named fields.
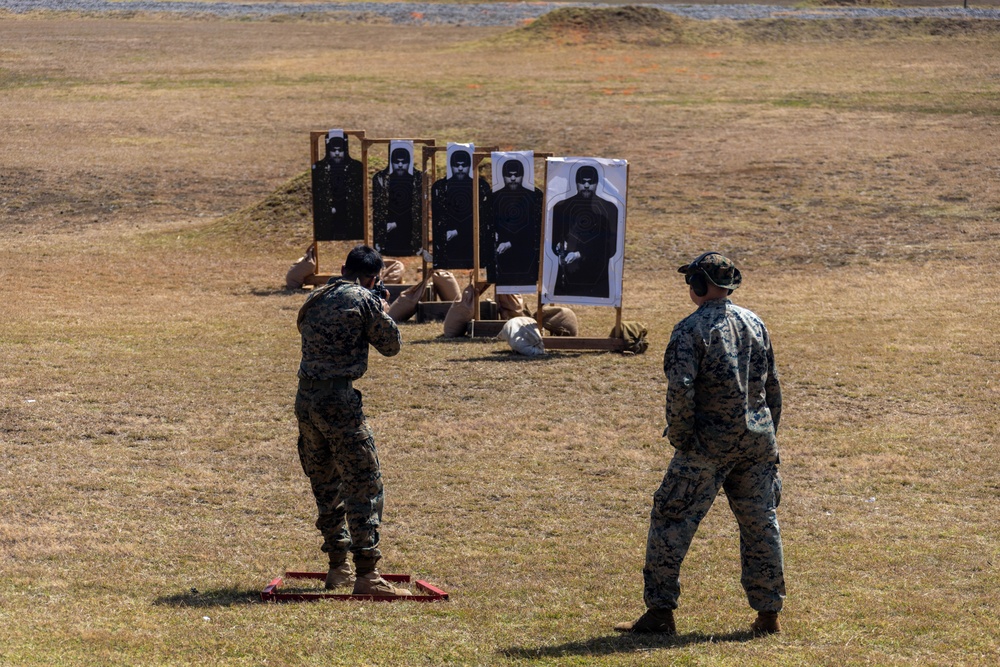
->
xmin=153 ymin=586 xmax=262 ymax=608
xmin=248 ymin=288 xmax=302 ymax=297
xmin=454 ymin=352 xmax=580 ymax=363
xmin=499 ymin=630 xmax=756 ymax=659
xmin=404 ymin=332 xmax=504 ymax=343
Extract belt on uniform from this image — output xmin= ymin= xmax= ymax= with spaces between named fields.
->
xmin=300 ymin=377 xmax=353 ymax=390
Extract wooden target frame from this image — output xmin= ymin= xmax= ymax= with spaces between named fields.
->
xmin=365 ymin=137 xmax=437 ymax=285
xmin=462 ymin=150 xmax=551 ymax=337
xmin=303 ymin=129 xmax=367 ymax=286
xmin=303 ymin=131 xmax=436 ymax=287
xmin=462 ymin=151 xmax=628 ymax=351
xmin=299 ymin=132 xmax=630 ymax=352
xmin=421 ymin=144 xmax=499 ymax=312
xmin=536 ymin=161 xmax=630 ymax=352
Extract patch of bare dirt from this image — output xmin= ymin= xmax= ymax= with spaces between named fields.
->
xmin=512 ymin=5 xmax=1000 ymax=45
xmin=735 ymin=16 xmax=1000 ymax=41
xmin=515 ymin=6 xmax=698 ymax=46
xmin=0 ymin=165 xmax=247 ymax=235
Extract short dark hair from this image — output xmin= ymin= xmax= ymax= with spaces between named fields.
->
xmin=343 ymin=244 xmax=384 ymax=279
xmin=450 ymin=150 xmax=471 ymax=167
xmin=390 ymin=147 xmax=410 ymax=162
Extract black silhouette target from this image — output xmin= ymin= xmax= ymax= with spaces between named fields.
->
xmin=445 ymin=182 xmax=474 ymax=221
xmin=312 ymin=159 xmax=364 ymax=241
xmin=387 ymin=179 xmax=413 ymax=223
xmin=561 ymin=199 xmax=605 ymax=246
xmin=495 ymin=193 xmax=531 ymax=236
xmin=329 ymin=178 xmax=347 ymax=208
xmin=543 ymin=158 xmax=627 ymax=305
xmin=551 ymin=192 xmax=618 ymax=299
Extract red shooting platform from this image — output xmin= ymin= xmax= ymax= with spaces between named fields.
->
xmin=261 ymin=571 xmax=449 ymax=603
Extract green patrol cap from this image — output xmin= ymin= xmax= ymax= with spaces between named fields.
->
xmin=677 ymin=251 xmax=743 ymax=290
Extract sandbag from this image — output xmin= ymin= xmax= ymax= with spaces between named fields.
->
xmin=381 ymin=259 xmax=404 ymax=284
xmin=387 ymin=274 xmax=432 ymax=323
xmin=442 ymin=283 xmax=477 ymax=337
xmin=432 ymin=270 xmax=462 ymax=303
xmin=612 ymin=321 xmax=649 ymax=355
xmin=497 ymin=293 xmax=528 ymax=321
xmin=536 ymin=306 xmax=579 ymax=336
xmin=285 ymin=246 xmax=316 ymax=290
xmin=498 ymin=316 xmax=545 ymax=356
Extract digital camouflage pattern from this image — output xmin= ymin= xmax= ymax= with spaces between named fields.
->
xmin=295 ymin=279 xmax=401 ymax=570
xmin=662 ymin=298 xmax=780 ymax=456
xmin=644 ymin=449 xmax=784 ymax=612
xmin=644 ymin=297 xmax=785 ymax=612
xmin=296 ymin=386 xmax=383 ymax=568
xmin=297 ymin=280 xmax=401 ymax=381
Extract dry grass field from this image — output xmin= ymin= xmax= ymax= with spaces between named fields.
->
xmin=1 ymin=6 xmax=999 ymax=666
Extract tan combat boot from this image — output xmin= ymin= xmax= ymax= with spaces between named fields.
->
xmin=324 ymin=562 xmax=355 ymax=590
xmin=614 ymin=609 xmax=676 ymax=634
xmin=352 ymin=571 xmax=413 ymax=597
xmin=751 ymin=611 xmax=780 ymax=635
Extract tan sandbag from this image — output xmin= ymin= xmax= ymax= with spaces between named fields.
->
xmin=497 ymin=293 xmax=527 ymax=321
xmin=285 ymin=246 xmax=316 ymax=290
xmin=432 ymin=270 xmax=462 ymax=302
xmin=387 ymin=274 xmax=432 ymax=323
xmin=612 ymin=321 xmax=649 ymax=355
xmin=381 ymin=259 xmax=404 ymax=284
xmin=536 ymin=306 xmax=579 ymax=336
xmin=442 ymin=283 xmax=477 ymax=337
xmin=498 ymin=316 xmax=545 ymax=356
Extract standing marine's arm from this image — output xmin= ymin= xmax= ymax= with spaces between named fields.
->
xmin=663 ymin=325 xmax=701 ymax=451
xmin=364 ymin=293 xmax=402 ymax=358
xmin=296 ymin=283 xmax=333 ymax=333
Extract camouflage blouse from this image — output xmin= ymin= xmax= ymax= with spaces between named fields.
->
xmin=297 ymin=279 xmax=401 ymax=381
xmin=663 ymin=298 xmax=782 ymax=458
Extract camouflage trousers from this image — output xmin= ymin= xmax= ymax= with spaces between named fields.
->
xmin=643 ymin=448 xmax=785 ymax=613
xmin=295 ymin=383 xmax=383 ymax=572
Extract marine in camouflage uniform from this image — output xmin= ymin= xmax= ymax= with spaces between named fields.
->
xmin=295 ymin=245 xmax=404 ymax=592
xmin=616 ymin=251 xmax=785 ymax=636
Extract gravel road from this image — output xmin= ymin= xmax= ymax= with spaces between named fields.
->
xmin=3 ymin=1 xmax=999 ymax=25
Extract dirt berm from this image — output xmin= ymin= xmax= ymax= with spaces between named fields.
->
xmin=502 ymin=5 xmax=1000 ymax=45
